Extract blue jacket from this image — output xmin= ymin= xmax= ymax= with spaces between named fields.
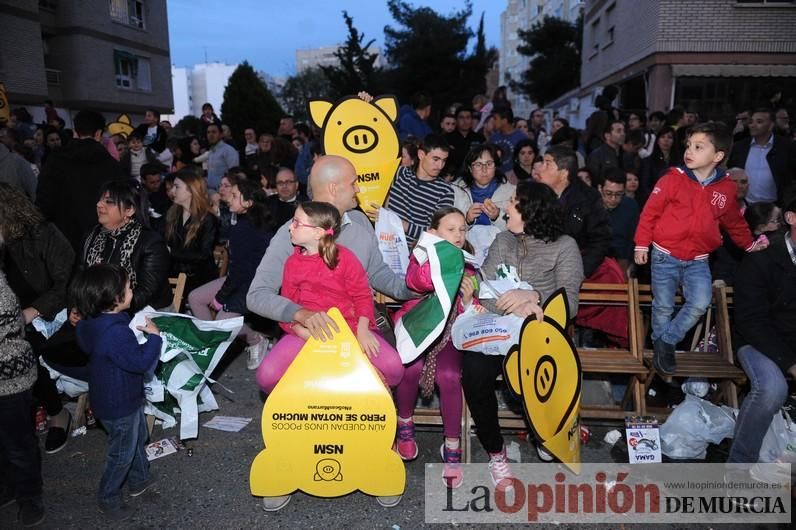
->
xmin=398 ymin=104 xmax=431 ymax=141
xmin=76 ymin=313 xmax=161 ymax=420
xmin=215 ymin=215 xmax=273 ymax=314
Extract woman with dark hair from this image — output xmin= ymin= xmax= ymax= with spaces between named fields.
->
xmin=452 ymin=143 xmax=515 ymax=231
xmin=639 ymin=126 xmax=680 ymax=205
xmin=551 ymin=126 xmax=585 ymax=168
xmin=505 ymin=139 xmax=537 ymax=185
xmin=35 ymin=179 xmax=171 ymax=453
xmin=188 ymin=178 xmax=275 ymax=370
xmin=174 ymin=136 xmax=201 ymax=171
xmin=460 ymin=180 xmax=583 ymax=484
xmin=164 ymin=171 xmax=220 ymax=295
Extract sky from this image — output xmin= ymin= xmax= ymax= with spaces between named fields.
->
xmin=166 ymin=0 xmax=502 ymax=78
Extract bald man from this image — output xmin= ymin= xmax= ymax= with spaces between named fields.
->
xmin=247 ymin=154 xmax=413 ymax=339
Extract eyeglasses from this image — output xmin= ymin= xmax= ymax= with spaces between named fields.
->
xmin=601 ymin=191 xmax=625 ymax=199
xmin=290 ymin=218 xmax=318 ymax=230
xmin=471 ymin=161 xmax=496 ymax=171
xmin=277 ymin=180 xmax=297 ymax=186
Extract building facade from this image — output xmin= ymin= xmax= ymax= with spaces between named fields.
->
xmin=162 ymin=62 xmax=238 ymax=123
xmin=578 ymin=0 xmax=796 ymax=123
xmin=500 ymin=0 xmax=583 ymax=119
xmin=295 ymin=44 xmax=383 ymax=73
xmin=0 ymin=0 xmax=172 ymax=125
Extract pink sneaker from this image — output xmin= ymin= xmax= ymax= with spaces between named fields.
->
xmin=396 ymin=421 xmax=418 ymax=461
xmin=440 ymin=444 xmax=463 ymax=489
xmin=488 ymin=446 xmax=516 ymax=491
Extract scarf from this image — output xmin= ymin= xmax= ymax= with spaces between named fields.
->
xmin=85 ymin=221 xmax=142 ymax=289
xmin=470 ymin=178 xmax=499 ymax=225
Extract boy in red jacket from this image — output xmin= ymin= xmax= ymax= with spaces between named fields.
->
xmin=634 ymin=122 xmax=768 ymax=375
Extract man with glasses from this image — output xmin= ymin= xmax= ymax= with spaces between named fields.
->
xmin=599 ymin=168 xmax=639 ymax=273
xmin=267 ymin=167 xmax=307 ymax=227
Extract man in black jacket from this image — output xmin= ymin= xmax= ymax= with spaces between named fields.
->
xmin=728 ymin=196 xmax=796 ymax=463
xmin=727 ymin=108 xmax=796 ymax=207
xmin=132 ymin=109 xmax=167 ymax=154
xmin=538 ymin=145 xmax=611 ymax=278
xmin=37 ymin=110 xmax=126 ymax=252
xmin=586 ymin=120 xmax=625 ymax=184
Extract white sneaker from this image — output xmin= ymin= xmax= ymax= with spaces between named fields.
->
xmin=262 ymin=495 xmax=291 ymax=512
xmin=536 ymin=443 xmax=554 ymax=462
xmin=247 ymin=336 xmax=270 ymax=370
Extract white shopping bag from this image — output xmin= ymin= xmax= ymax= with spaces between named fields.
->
xmin=451 ymin=306 xmax=524 ymax=356
xmin=374 ymin=207 xmax=410 ymax=276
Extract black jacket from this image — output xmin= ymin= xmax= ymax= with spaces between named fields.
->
xmin=727 ymin=135 xmax=796 ymax=207
xmin=81 ymin=224 xmax=172 ymax=312
xmin=215 ymin=215 xmax=273 ymax=314
xmin=267 ymin=192 xmax=308 ymax=228
xmin=3 ymin=223 xmax=75 ymax=319
xmin=639 ymin=148 xmax=678 ymax=206
xmin=734 ymin=234 xmax=796 ymax=373
xmin=559 ymin=177 xmax=612 ymax=278
xmin=133 ymin=123 xmax=168 ymax=154
xmin=586 ymin=142 xmax=622 ymax=183
xmin=167 ymin=213 xmax=220 ymax=290
xmin=37 ymin=138 xmax=126 ymax=252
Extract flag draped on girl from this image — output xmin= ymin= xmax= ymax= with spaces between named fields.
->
xmin=394 ymin=232 xmax=464 ymax=363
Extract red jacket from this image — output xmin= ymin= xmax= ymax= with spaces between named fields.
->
xmin=280 ymin=245 xmax=376 ymax=335
xmin=634 ymin=167 xmax=757 ymax=260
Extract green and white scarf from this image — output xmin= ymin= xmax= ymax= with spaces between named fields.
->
xmin=395 ymin=232 xmax=464 ymax=363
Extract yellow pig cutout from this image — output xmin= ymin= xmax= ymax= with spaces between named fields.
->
xmin=309 ymin=96 xmax=400 ymax=214
xmin=250 ymin=308 xmax=405 ymax=498
xmin=503 ymin=289 xmax=582 ymax=473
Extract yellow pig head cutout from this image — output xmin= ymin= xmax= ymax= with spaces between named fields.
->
xmin=250 ymin=308 xmax=405 ymax=498
xmin=309 ymin=96 xmax=400 ymax=214
xmin=106 ymin=113 xmax=134 ymax=139
xmin=504 ymin=289 xmax=582 ymax=473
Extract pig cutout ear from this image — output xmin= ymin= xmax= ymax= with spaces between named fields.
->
xmin=503 ymin=346 xmax=521 ymax=397
xmin=542 ymin=289 xmax=569 ymax=329
xmin=308 ymin=100 xmax=334 ymax=129
xmin=373 ymin=96 xmax=398 ymax=122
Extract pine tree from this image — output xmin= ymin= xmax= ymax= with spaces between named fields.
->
xmin=220 ymin=61 xmax=283 ymax=142
xmin=321 ymin=11 xmax=383 ymax=98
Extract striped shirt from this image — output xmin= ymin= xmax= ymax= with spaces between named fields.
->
xmin=386 ymin=165 xmax=455 ymax=244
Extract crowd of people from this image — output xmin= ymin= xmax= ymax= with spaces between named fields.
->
xmin=0 ymin=87 xmax=795 ymax=523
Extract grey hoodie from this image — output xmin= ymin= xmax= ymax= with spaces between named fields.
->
xmin=0 ymin=143 xmax=37 ymax=200
xmin=247 ymin=209 xmax=413 ymax=323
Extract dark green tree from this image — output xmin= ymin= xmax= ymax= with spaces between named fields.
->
xmin=173 ymin=115 xmax=202 ymax=138
xmin=511 ymin=15 xmax=582 ymax=106
xmin=321 ymin=11 xmax=384 ymax=98
xmin=220 ymin=61 xmax=283 ymax=143
xmin=460 ymin=13 xmax=498 ymax=102
xmin=280 ymin=67 xmax=333 ymax=122
xmin=383 ymin=0 xmax=485 ymax=109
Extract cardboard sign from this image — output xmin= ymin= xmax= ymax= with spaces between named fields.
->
xmin=503 ymin=289 xmax=582 ymax=473
xmin=626 ymin=416 xmax=662 ymax=464
xmin=107 ymin=113 xmax=134 ymax=138
xmin=250 ymin=308 xmax=405 ymax=498
xmin=309 ymin=95 xmax=400 ymax=214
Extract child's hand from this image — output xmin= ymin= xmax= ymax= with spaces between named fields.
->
xmin=750 ymin=234 xmax=769 ymax=252
xmin=634 ymin=248 xmax=648 ymax=265
xmin=357 ymin=326 xmax=380 ymax=358
xmin=136 ymin=317 xmax=160 ymax=336
xmin=460 ymin=276 xmax=476 ymax=306
xmin=292 ymin=323 xmax=311 ymax=340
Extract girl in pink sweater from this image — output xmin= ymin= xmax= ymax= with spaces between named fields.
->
xmin=255 ymin=202 xmax=403 ymax=394
xmin=393 ymin=207 xmax=481 ymax=488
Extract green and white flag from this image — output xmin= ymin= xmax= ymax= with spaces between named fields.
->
xmin=130 ymin=307 xmax=243 ymax=440
xmin=394 ymin=232 xmax=464 ymax=363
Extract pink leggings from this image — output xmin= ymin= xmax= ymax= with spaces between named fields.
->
xmin=256 ymin=333 xmax=405 ymax=394
xmin=395 ymin=340 xmax=463 ymax=438
xmin=188 ymin=277 xmax=261 ymax=346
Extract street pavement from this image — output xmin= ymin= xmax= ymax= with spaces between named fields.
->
xmin=0 ymin=344 xmax=784 ymax=529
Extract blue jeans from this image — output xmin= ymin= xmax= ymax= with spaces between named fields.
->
xmin=0 ymin=388 xmax=42 ymax=503
xmin=650 ymin=247 xmax=713 ymax=345
xmin=728 ymin=345 xmax=788 ymax=463
xmin=98 ymin=407 xmax=150 ymax=509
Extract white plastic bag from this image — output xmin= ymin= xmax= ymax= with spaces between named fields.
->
xmin=466 ymin=224 xmax=501 ymax=268
xmin=660 ymin=395 xmax=737 ymax=459
xmin=757 ymin=409 xmax=796 ymax=464
xmin=374 ymin=207 xmax=410 ymax=276
xmin=451 ymin=306 xmax=524 ymax=356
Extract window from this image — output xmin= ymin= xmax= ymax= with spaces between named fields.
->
xmin=109 ymin=0 xmax=145 ymax=29
xmin=114 ymin=50 xmax=151 ymax=91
